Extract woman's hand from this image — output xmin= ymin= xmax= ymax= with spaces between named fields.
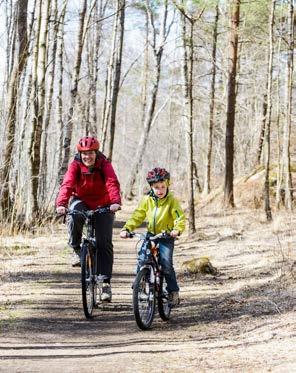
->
xmin=110 ymin=203 xmax=121 ymax=212
xmin=56 ymin=206 xmax=67 ymax=215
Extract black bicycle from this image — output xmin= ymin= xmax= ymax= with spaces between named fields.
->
xmin=128 ymin=231 xmax=173 ymax=330
xmin=67 ymin=206 xmax=110 ymax=319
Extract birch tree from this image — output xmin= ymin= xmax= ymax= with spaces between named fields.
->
xmin=101 ymin=0 xmax=126 ymax=160
xmin=224 ymin=0 xmax=240 ymax=208
xmin=40 ymin=0 xmax=60 ymax=201
xmin=28 ymin=0 xmax=50 ymax=219
xmin=86 ymin=0 xmax=106 ymax=135
xmin=124 ymin=0 xmax=171 ymax=199
xmin=281 ymin=0 xmax=294 ymax=210
xmin=58 ymin=0 xmax=87 ymax=183
xmin=174 ymin=1 xmax=203 ymax=234
xmin=203 ymin=2 xmax=219 ymax=195
xmin=263 ymin=0 xmax=276 ymax=221
xmin=0 ymin=0 xmax=28 ymax=219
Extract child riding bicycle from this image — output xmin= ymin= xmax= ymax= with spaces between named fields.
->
xmin=120 ymin=167 xmax=185 ymax=307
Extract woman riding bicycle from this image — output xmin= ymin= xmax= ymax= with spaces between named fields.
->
xmin=120 ymin=167 xmax=185 ymax=307
xmin=56 ymin=136 xmax=121 ymax=302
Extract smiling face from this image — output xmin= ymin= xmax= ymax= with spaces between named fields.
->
xmin=80 ymin=150 xmax=96 ymax=167
xmin=151 ymin=180 xmax=168 ymax=199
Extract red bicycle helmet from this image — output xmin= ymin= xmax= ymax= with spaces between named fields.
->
xmin=146 ymin=167 xmax=170 ymax=185
xmin=77 ymin=136 xmax=100 ymax=152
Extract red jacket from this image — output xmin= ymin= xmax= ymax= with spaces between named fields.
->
xmin=56 ymin=154 xmax=121 ymax=209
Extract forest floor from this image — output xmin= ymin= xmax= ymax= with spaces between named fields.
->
xmin=0 ymin=202 xmax=295 ymax=373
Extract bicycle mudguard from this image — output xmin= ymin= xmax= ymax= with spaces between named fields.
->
xmin=139 ymin=264 xmax=154 ymax=283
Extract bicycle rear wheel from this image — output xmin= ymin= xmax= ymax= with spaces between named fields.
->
xmin=81 ymin=242 xmax=95 ymax=319
xmin=133 ymin=267 xmax=155 ymax=330
xmin=158 ymin=274 xmax=171 ymax=321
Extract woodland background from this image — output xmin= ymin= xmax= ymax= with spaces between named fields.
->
xmin=0 ymin=0 xmax=295 ymax=232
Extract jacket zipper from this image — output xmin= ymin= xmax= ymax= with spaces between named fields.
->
xmin=153 ymin=199 xmax=158 ymax=234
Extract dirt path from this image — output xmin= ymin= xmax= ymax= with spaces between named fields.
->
xmin=0 ymin=207 xmax=295 ymax=372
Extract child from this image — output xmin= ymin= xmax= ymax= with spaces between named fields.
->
xmin=120 ymin=167 xmax=185 ymax=307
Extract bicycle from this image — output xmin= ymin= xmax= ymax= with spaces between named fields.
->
xmin=128 ymin=231 xmax=174 ymax=330
xmin=67 ymin=206 xmax=111 ymax=319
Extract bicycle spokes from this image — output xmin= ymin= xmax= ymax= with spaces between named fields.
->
xmin=133 ymin=267 xmax=156 ymax=330
xmin=81 ymin=245 xmax=95 ymax=319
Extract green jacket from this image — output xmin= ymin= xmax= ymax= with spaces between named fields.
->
xmin=123 ymin=191 xmax=186 ymax=234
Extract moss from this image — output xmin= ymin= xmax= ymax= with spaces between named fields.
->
xmin=0 ymin=245 xmax=37 ymax=257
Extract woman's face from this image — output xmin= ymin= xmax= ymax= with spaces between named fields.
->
xmin=151 ymin=181 xmax=168 ymax=199
xmin=81 ymin=150 xmax=96 ymax=167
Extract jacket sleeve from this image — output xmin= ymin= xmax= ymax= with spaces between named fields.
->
xmin=56 ymin=161 xmax=78 ymax=207
xmin=122 ymin=197 xmax=147 ymax=232
xmin=171 ymin=197 xmax=186 ymax=234
xmin=101 ymin=160 xmax=121 ymax=205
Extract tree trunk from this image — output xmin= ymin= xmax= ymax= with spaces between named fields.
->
xmin=28 ymin=0 xmax=50 ymax=219
xmin=282 ymin=0 xmax=294 ymax=210
xmin=224 ymin=0 xmax=240 ymax=208
xmin=203 ymin=3 xmax=219 ymax=195
xmin=264 ymin=0 xmax=276 ymax=222
xmin=0 ymin=0 xmax=28 ymax=219
xmin=90 ymin=1 xmax=106 ymax=134
xmin=181 ymin=12 xmax=195 ymax=234
xmin=58 ymin=0 xmax=87 ymax=183
xmin=40 ymin=0 xmax=59 ymax=203
xmin=107 ymin=0 xmax=125 ymax=160
xmin=101 ymin=0 xmax=125 ymax=160
xmin=124 ymin=0 xmax=169 ymax=199
xmin=57 ymin=2 xmax=67 ymax=171
xmin=140 ymin=11 xmax=149 ymax=129
xmin=255 ymin=91 xmax=267 ymax=166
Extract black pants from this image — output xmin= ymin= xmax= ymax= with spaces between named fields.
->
xmin=67 ymin=199 xmax=115 ymax=279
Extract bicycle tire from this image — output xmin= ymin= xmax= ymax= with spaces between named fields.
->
xmin=81 ymin=242 xmax=94 ymax=319
xmin=158 ymin=274 xmax=171 ymax=321
xmin=133 ymin=267 xmax=155 ymax=330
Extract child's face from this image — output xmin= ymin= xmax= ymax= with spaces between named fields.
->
xmin=151 ymin=181 xmax=168 ymax=199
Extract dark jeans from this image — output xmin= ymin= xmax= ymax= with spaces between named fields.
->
xmin=137 ymin=236 xmax=179 ymax=293
xmin=67 ymin=199 xmax=114 ymax=279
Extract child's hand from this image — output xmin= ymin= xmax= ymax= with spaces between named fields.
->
xmin=120 ymin=230 xmax=129 ymax=238
xmin=170 ymin=230 xmax=179 ymax=238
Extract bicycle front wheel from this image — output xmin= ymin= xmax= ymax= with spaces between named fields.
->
xmin=133 ymin=267 xmax=155 ymax=330
xmin=158 ymin=274 xmax=171 ymax=321
xmin=81 ymin=243 xmax=95 ymax=319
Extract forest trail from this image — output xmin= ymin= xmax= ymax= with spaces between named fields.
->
xmin=0 ymin=205 xmax=295 ymax=372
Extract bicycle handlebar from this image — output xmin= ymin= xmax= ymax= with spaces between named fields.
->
xmin=127 ymin=231 xmax=172 ymax=240
xmin=67 ymin=206 xmax=111 ymax=219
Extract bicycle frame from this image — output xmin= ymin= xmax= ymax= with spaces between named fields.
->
xmin=132 ymin=231 xmax=169 ymax=287
xmin=69 ymin=207 xmax=110 ymax=268
xmin=82 ymin=211 xmax=97 ymax=275
xmin=130 ymin=231 xmax=172 ymax=329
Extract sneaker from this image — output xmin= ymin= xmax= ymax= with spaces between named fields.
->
xmin=71 ymin=247 xmax=81 ymax=267
xmin=101 ymin=283 xmax=112 ymax=302
xmin=168 ymin=291 xmax=180 ymax=308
